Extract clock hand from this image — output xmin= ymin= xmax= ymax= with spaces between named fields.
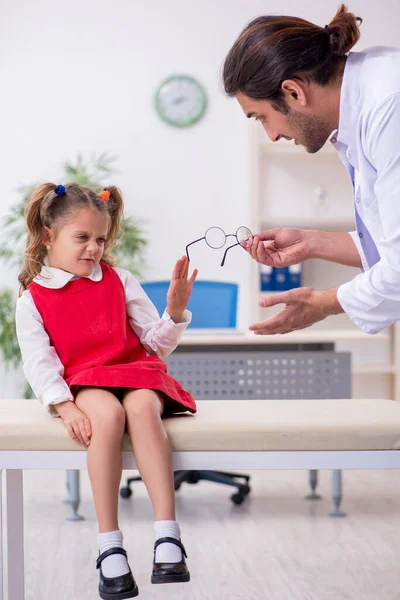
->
xmin=172 ymin=96 xmax=188 ymax=105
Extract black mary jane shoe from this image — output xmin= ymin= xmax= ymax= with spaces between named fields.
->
xmin=151 ymin=537 xmax=190 ymax=584
xmin=96 ymin=547 xmax=139 ymax=600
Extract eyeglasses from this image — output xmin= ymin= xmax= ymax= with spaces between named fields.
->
xmin=186 ymin=226 xmax=252 ymax=266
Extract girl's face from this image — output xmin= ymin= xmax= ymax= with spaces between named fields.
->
xmin=44 ymin=208 xmax=110 ymax=277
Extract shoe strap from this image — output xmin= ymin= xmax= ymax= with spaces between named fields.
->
xmin=96 ymin=547 xmax=127 ymax=569
xmin=154 ymin=537 xmax=187 ymax=558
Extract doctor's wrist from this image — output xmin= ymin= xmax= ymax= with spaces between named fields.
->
xmin=305 ymin=230 xmax=326 ymax=260
xmin=319 ymin=287 xmax=343 ymax=317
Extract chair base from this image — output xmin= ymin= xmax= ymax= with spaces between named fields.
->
xmin=120 ymin=470 xmax=251 ymax=505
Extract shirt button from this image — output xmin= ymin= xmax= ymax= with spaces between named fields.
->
xmin=356 ymin=195 xmax=360 ymax=203
xmin=331 ymin=136 xmax=337 ymax=144
xmin=358 ymin=232 xmax=363 ymax=238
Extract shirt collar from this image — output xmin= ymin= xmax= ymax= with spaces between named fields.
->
xmin=336 ymin=51 xmax=364 ymax=148
xmin=33 ymin=258 xmax=103 ymax=289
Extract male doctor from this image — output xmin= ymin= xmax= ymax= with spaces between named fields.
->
xmin=223 ymin=4 xmax=400 ymax=335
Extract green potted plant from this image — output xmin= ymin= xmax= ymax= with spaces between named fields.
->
xmin=0 ymin=154 xmax=148 ymax=397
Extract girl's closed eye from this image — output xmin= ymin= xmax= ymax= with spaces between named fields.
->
xmin=76 ymin=235 xmax=106 ymax=244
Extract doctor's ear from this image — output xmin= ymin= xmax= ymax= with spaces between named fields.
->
xmin=281 ymin=79 xmax=308 ymax=107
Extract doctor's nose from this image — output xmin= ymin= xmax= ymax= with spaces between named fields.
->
xmin=263 ymin=125 xmax=281 ymax=143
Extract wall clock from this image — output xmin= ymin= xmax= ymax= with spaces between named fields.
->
xmin=155 ymin=74 xmax=207 ymax=128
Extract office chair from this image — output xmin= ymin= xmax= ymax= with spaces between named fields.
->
xmin=119 ymin=280 xmax=251 ymax=505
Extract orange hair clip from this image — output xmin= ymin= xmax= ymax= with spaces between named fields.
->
xmin=98 ymin=190 xmax=110 ymax=202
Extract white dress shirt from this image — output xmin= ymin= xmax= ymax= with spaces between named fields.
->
xmin=15 ymin=263 xmax=191 ymax=416
xmin=332 ymin=46 xmax=400 ymax=334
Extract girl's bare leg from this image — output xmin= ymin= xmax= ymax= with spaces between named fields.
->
xmin=123 ymin=389 xmax=175 ymax=520
xmin=75 ymin=387 xmax=138 ymax=586
xmin=76 ymin=387 xmax=126 ymax=532
xmin=123 ymin=388 xmax=190 ymax=582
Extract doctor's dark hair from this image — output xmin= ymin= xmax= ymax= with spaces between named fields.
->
xmin=19 ymin=182 xmax=124 ymax=292
xmin=222 ymin=4 xmax=362 ymax=113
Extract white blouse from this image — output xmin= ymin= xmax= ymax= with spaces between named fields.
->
xmin=15 ymin=263 xmax=191 ymax=416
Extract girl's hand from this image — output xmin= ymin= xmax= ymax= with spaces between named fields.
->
xmin=54 ymin=400 xmax=92 ymax=447
xmin=166 ymin=256 xmax=198 ymax=323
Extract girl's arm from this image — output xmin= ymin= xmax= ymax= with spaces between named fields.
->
xmin=15 ymin=291 xmax=74 ymax=417
xmin=115 ymin=268 xmax=192 ymax=358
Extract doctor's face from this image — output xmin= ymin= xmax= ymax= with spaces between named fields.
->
xmin=236 ymin=91 xmax=332 ymax=154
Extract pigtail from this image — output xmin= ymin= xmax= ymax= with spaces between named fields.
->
xmin=18 ymin=183 xmax=57 ymax=293
xmin=101 ymin=186 xmax=125 ymax=263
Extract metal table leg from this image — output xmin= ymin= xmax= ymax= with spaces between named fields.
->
xmin=330 ymin=469 xmax=346 ymax=517
xmin=4 ymin=470 xmax=25 ymax=600
xmin=305 ymin=469 xmax=322 ymax=500
xmin=65 ymin=470 xmax=84 ymax=521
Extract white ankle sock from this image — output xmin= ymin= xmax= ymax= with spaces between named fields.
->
xmin=154 ymin=520 xmax=183 ymax=563
xmin=98 ymin=530 xmax=130 ymax=578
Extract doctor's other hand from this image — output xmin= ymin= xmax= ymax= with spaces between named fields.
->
xmin=166 ymin=256 xmax=198 ymax=323
xmin=241 ymin=227 xmax=313 ymax=268
xmin=249 ymin=287 xmax=343 ymax=335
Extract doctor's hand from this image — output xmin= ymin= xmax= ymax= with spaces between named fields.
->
xmin=166 ymin=256 xmax=198 ymax=323
xmin=242 ymin=227 xmax=313 ymax=268
xmin=249 ymin=287 xmax=343 ymax=335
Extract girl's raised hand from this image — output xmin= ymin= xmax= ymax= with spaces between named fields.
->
xmin=166 ymin=256 xmax=198 ymax=323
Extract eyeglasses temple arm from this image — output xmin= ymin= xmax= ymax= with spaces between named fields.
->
xmin=185 ymin=236 xmax=205 ymax=261
xmin=220 ymin=241 xmax=240 ymax=267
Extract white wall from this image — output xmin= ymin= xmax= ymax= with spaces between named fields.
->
xmin=1 ymin=0 xmax=399 ymax=397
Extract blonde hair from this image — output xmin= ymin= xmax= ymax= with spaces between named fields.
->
xmin=19 ymin=182 xmax=124 ymax=293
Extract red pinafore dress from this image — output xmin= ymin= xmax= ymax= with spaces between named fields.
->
xmin=28 ymin=263 xmax=196 ymax=414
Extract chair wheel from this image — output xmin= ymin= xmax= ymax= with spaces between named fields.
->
xmin=120 ymin=487 xmax=132 ymax=499
xmin=241 ymin=485 xmax=251 ymax=495
xmin=231 ymin=492 xmax=245 ymax=505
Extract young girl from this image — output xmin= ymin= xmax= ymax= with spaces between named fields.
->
xmin=16 ymin=182 xmax=198 ymax=600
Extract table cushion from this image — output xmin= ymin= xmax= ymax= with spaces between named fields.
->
xmin=0 ymin=399 xmax=400 ymax=452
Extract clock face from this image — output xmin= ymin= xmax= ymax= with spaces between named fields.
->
xmin=155 ymin=75 xmax=207 ymax=128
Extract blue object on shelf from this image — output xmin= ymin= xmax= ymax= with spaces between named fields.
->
xmin=141 ymin=280 xmax=238 ymax=328
xmin=288 ymin=264 xmax=302 ymax=288
xmin=260 ymin=265 xmax=275 ymax=291
xmin=273 ymin=266 xmax=289 ymax=291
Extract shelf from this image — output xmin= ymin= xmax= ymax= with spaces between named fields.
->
xmin=258 ymin=218 xmax=355 ymax=232
xmin=249 ymin=119 xmax=399 ymax=400
xmin=180 ymin=330 xmax=390 ymax=346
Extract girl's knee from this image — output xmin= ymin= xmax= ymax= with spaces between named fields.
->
xmin=92 ymin=401 xmax=126 ymax=435
xmin=124 ymin=390 xmax=163 ymax=420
